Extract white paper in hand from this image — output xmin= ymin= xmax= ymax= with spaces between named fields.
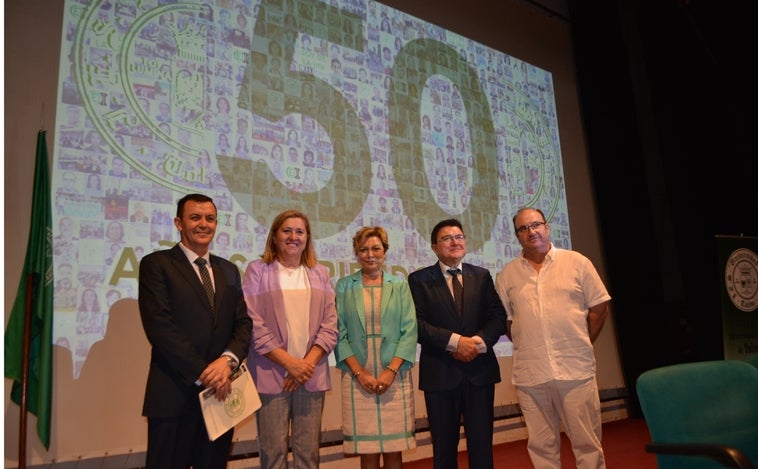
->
xmin=199 ymin=362 xmax=261 ymax=441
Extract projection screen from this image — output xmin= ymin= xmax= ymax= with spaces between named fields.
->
xmin=53 ymin=0 xmax=568 ymax=377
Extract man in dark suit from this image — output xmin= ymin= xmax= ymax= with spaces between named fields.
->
xmin=138 ymin=193 xmax=252 ymax=469
xmin=408 ymin=218 xmax=507 ymax=469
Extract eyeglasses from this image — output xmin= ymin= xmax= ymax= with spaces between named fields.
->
xmin=515 ymin=221 xmax=547 ymax=234
xmin=437 ymin=234 xmax=466 ymax=244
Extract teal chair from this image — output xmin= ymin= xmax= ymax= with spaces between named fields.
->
xmin=636 ymin=360 xmax=758 ymax=469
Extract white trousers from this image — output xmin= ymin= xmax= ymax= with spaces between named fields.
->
xmin=516 ymin=377 xmax=605 ymax=469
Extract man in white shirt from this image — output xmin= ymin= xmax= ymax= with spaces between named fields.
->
xmin=496 ymin=207 xmax=611 ymax=469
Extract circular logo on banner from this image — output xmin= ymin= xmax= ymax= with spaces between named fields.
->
xmin=725 ymin=248 xmax=758 ymax=312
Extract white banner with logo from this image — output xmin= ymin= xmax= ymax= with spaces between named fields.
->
xmin=717 ymin=235 xmax=758 ymax=360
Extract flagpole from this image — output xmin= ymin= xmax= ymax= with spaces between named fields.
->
xmin=18 ymin=104 xmax=46 ymax=468
xmin=6 ymin=129 xmax=54 ymax=462
xmin=18 ymin=273 xmax=35 ymax=469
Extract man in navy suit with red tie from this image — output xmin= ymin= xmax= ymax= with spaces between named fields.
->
xmin=138 ymin=193 xmax=252 ymax=469
xmin=408 ymin=218 xmax=507 ymax=469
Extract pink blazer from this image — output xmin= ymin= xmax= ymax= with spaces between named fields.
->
xmin=242 ymin=259 xmax=338 ymax=394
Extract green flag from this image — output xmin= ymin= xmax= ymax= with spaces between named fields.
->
xmin=4 ymin=130 xmax=54 ymax=449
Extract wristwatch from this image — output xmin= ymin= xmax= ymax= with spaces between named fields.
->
xmin=225 ymin=355 xmax=238 ymax=370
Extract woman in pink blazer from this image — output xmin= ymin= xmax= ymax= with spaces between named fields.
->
xmin=242 ymin=209 xmax=338 ymax=469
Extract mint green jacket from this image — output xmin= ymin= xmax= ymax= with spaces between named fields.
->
xmin=334 ymin=270 xmax=418 ymax=372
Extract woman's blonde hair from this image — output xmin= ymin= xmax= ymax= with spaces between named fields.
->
xmin=352 ymin=226 xmax=389 ymax=255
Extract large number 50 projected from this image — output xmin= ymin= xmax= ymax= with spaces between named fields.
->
xmin=227 ymin=0 xmax=499 ymax=249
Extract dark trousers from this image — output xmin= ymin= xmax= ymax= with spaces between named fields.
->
xmin=146 ymin=413 xmax=233 ymax=469
xmin=424 ymin=380 xmax=496 ymax=469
